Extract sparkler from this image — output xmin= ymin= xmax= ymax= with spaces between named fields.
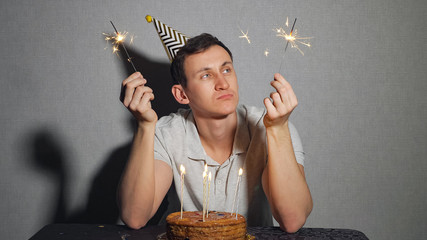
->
xmin=284 ymin=18 xmax=297 ymax=52
xmin=275 ymin=18 xmax=312 ymax=56
xmin=275 ymin=17 xmax=312 ymax=73
xmin=105 ymin=21 xmax=137 ymax=72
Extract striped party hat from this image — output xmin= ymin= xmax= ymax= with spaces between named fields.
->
xmin=146 ymin=15 xmax=190 ymax=62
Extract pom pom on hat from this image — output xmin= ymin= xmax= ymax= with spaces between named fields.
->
xmin=145 ymin=15 xmax=152 ymax=23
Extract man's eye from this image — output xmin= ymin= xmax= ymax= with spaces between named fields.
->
xmin=202 ymin=74 xmax=210 ymax=79
xmin=223 ymin=68 xmax=230 ymax=73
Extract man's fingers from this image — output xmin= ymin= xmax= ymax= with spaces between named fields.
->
xmin=263 ymin=74 xmax=298 ymax=126
xmin=270 ymin=73 xmax=298 ymax=109
xmin=272 ymin=73 xmax=293 ymax=96
xmin=123 ymin=76 xmax=147 ymax=89
xmin=128 ymin=86 xmax=144 ymax=110
xmin=264 ymin=98 xmax=278 ymax=117
xmin=138 ymin=92 xmax=155 ymax=109
xmin=121 ymin=76 xmax=148 ymax=106
xmin=134 ymin=92 xmax=155 ymax=115
xmin=273 ymin=73 xmax=291 ymax=88
xmin=128 ymin=90 xmax=154 ymax=115
xmin=122 ymin=72 xmax=142 ymax=86
xmin=269 ymin=92 xmax=281 ymax=105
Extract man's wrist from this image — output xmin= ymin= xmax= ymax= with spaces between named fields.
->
xmin=266 ymin=121 xmax=290 ymax=140
xmin=136 ymin=120 xmax=157 ymax=132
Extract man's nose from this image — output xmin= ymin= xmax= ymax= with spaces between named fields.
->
xmin=215 ymin=74 xmax=229 ymax=90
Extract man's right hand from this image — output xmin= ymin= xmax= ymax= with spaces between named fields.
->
xmin=120 ymin=72 xmax=158 ymax=124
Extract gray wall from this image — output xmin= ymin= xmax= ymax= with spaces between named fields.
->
xmin=1 ymin=1 xmax=426 ymax=239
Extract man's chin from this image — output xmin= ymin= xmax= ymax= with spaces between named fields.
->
xmin=212 ymin=105 xmax=238 ymax=119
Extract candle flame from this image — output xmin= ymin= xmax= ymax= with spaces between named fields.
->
xmin=203 ymin=171 xmax=207 ymax=178
xmin=180 ymin=164 xmax=186 ymax=174
xmin=208 ymin=172 xmax=211 ymax=180
xmin=239 ymin=168 xmax=243 ymax=176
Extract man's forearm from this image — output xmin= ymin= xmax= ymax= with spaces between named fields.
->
xmin=263 ymin=123 xmax=313 ymax=233
xmin=118 ymin=123 xmax=157 ymax=229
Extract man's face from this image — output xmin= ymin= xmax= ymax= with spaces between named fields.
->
xmin=183 ymin=45 xmax=239 ymax=119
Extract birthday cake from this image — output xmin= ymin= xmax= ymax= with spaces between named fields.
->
xmin=166 ymin=211 xmax=247 ymax=240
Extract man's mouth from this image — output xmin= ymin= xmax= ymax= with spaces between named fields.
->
xmin=217 ymin=93 xmax=233 ymax=100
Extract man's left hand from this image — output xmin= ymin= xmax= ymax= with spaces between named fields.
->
xmin=263 ymin=73 xmax=298 ymax=128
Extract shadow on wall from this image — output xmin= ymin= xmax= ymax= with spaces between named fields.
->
xmin=29 ymin=43 xmax=185 ymax=226
xmin=68 ymin=44 xmax=187 ymax=224
xmin=30 ymin=130 xmax=67 ymax=223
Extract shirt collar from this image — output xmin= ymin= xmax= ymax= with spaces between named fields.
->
xmin=185 ymin=106 xmax=250 ymax=161
xmin=185 ymin=111 xmax=206 ymax=160
xmin=232 ymin=106 xmax=250 ymax=155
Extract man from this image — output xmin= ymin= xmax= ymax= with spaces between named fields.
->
xmin=118 ymin=33 xmax=312 ymax=233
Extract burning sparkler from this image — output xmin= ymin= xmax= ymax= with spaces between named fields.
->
xmin=274 ymin=17 xmax=312 ymax=73
xmin=275 ymin=18 xmax=312 ymax=56
xmin=104 ymin=21 xmax=137 ymax=72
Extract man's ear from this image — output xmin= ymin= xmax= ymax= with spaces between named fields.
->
xmin=171 ymin=84 xmax=190 ymax=104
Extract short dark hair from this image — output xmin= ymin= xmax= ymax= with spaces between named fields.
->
xmin=170 ymin=33 xmax=233 ymax=87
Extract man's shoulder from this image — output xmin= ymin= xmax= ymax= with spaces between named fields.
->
xmin=237 ymin=104 xmax=266 ymax=125
xmin=156 ymin=108 xmax=191 ymax=129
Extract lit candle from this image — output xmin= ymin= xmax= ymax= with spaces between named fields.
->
xmin=207 ymin=171 xmax=212 ymax=218
xmin=180 ymin=164 xmax=186 ymax=219
xmin=231 ymin=168 xmax=243 ymax=217
xmin=235 ymin=168 xmax=243 ymax=219
xmin=202 ymin=170 xmax=207 ymax=222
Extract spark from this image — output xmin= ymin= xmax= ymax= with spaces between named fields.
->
xmin=238 ymin=28 xmax=251 ymax=44
xmin=274 ymin=18 xmax=312 ymax=56
xmin=129 ymin=35 xmax=135 ymax=45
xmin=115 ymin=32 xmax=125 ymax=42
xmin=264 ymin=48 xmax=270 ymax=57
xmin=112 ymin=46 xmax=119 ymax=54
xmin=103 ymin=31 xmax=131 ymax=56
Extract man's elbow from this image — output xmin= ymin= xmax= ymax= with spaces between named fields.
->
xmin=278 ymin=214 xmax=307 ymax=233
xmin=278 ymin=200 xmax=313 ymax=233
xmin=121 ymin=214 xmax=149 ymax=230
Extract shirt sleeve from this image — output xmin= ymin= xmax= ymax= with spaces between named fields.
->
xmin=288 ymin=122 xmax=305 ymax=166
xmin=154 ymin=129 xmax=172 ymax=167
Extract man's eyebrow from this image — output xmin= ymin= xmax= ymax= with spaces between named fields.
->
xmin=195 ymin=61 xmax=233 ymax=74
xmin=195 ymin=67 xmax=211 ymax=74
xmin=222 ymin=61 xmax=233 ymax=66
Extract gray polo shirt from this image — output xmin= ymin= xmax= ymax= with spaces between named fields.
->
xmin=154 ymin=105 xmax=304 ymax=226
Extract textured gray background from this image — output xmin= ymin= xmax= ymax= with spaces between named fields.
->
xmin=1 ymin=0 xmax=426 ymax=239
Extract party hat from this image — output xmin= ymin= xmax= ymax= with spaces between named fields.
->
xmin=146 ymin=15 xmax=190 ymax=62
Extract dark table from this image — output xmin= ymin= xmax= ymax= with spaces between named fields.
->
xmin=29 ymin=224 xmax=369 ymax=240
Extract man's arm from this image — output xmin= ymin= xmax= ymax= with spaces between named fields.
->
xmin=261 ymin=73 xmax=313 ymax=233
xmin=117 ymin=72 xmax=173 ymax=229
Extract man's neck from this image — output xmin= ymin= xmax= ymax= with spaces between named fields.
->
xmin=193 ymin=111 xmax=238 ymax=164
